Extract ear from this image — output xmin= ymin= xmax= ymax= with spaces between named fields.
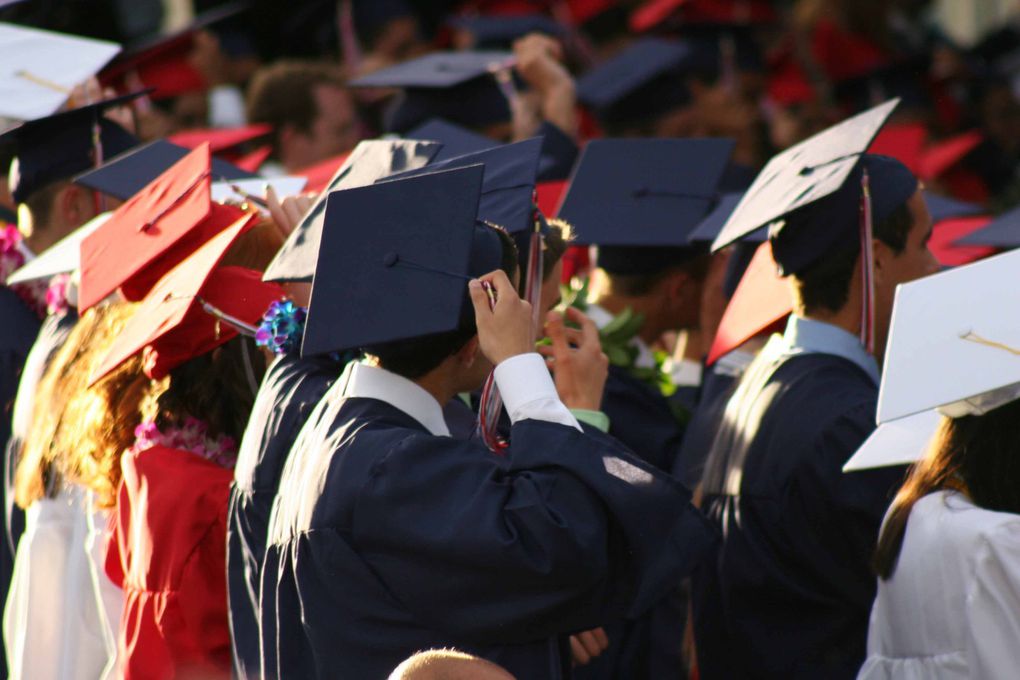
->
xmin=665 ymin=269 xmax=692 ymax=301
xmin=871 ymin=237 xmax=897 ymax=281
xmin=455 ymin=336 xmax=481 ymax=368
xmin=57 ymin=184 xmax=88 ymax=227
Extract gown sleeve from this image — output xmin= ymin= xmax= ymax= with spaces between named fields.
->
xmin=351 ymin=419 xmax=716 ymax=644
xmin=966 ymin=521 xmax=1020 ymax=678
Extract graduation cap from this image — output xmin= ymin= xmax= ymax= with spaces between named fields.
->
xmin=877 ymin=247 xmax=1020 ymax=424
xmin=3 ymin=92 xmax=142 ymax=204
xmin=0 ymin=22 xmax=121 ymax=121
xmin=380 ymin=137 xmax=543 ymax=236
xmin=99 ymin=1 xmax=249 ymax=100
xmin=953 ymin=205 xmax=1020 ymax=248
xmin=448 ymin=14 xmax=565 ymax=49
xmin=75 ymin=139 xmax=256 ymax=201
xmin=210 ymin=176 xmax=307 ymax=208
xmin=302 ymin=164 xmax=506 ymax=356
xmin=558 ymin=138 xmax=734 ymax=274
xmin=91 ymin=212 xmax=283 ymax=384
xmin=405 ymin=118 xmax=499 ymax=161
xmin=576 ymin=38 xmax=694 ymax=130
xmin=168 ymin=124 xmax=273 ymax=155
xmin=78 ymin=143 xmax=251 ymax=311
xmin=924 ymin=192 xmax=983 ymax=224
xmin=263 ymin=139 xmax=442 ymax=283
xmin=350 ymin=51 xmax=515 ymax=133
xmin=711 ymin=99 xmax=918 ymax=276
xmin=630 ymin=0 xmax=777 ymax=33
xmin=5 ymin=212 xmax=111 ymax=285
xmin=842 ymin=409 xmax=940 ymax=472
xmin=687 ymin=192 xmax=761 ymax=243
xmin=928 ymin=216 xmax=995 ymax=268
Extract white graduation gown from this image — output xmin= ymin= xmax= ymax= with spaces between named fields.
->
xmin=860 ymin=490 xmax=1020 ymax=679
xmin=3 ymin=486 xmax=122 ymax=680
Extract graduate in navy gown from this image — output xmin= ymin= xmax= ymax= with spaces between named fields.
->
xmin=693 ymin=102 xmax=941 ymax=679
xmin=260 ymin=166 xmax=716 ymax=680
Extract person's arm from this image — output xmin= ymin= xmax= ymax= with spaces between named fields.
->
xmin=511 ymin=34 xmax=578 ymax=141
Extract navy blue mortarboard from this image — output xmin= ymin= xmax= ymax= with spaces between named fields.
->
xmin=924 ymin=192 xmax=983 ymax=224
xmin=74 ymin=138 xmax=256 ymax=200
xmin=3 ymin=92 xmax=143 ymax=204
xmin=350 ymin=51 xmax=515 ymax=133
xmin=380 ymin=137 xmax=543 ymax=237
xmin=302 ymin=165 xmax=506 ymax=355
xmin=954 ymin=205 xmax=1020 ymax=249
xmin=687 ymin=192 xmax=764 ymax=244
xmin=576 ymin=38 xmax=694 ymax=131
xmin=558 ymin=138 xmax=734 ymax=274
xmin=263 ymin=139 xmax=442 ymax=283
xmin=405 ymin=118 xmax=499 ymax=161
xmin=711 ymin=99 xmax=919 ymax=276
xmin=449 ymin=14 xmax=565 ymax=49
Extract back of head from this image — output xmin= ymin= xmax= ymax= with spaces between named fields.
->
xmin=15 ymin=302 xmax=151 ymax=508
xmin=366 ymin=223 xmax=519 ymax=380
xmin=389 ymin=650 xmax=516 ymax=680
xmin=874 ymin=397 xmax=1020 ymax=579
xmin=246 ymin=60 xmax=348 ymax=146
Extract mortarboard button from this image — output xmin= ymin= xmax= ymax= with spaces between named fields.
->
xmin=559 ymin=138 xmax=734 ymax=248
xmin=75 ymin=138 xmax=256 ymax=201
xmin=710 ymin=99 xmax=920 ymax=276
xmin=91 ymin=212 xmax=282 ymax=384
xmin=78 ymin=143 xmax=251 ymax=311
xmin=263 ymin=138 xmax=442 ymax=283
xmin=301 ymin=164 xmax=505 ymax=356
xmin=877 ymin=247 xmax=1020 ymax=424
xmin=0 ymin=22 xmax=121 ymax=121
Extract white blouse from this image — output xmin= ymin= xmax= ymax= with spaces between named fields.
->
xmin=3 ymin=486 xmax=122 ymax=680
xmin=860 ymin=490 xmax=1020 ymax=679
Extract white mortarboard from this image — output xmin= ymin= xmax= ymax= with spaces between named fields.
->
xmin=5 ymin=211 xmax=111 ymax=285
xmin=842 ymin=410 xmax=940 ymax=472
xmin=877 ymin=247 xmax=1020 ymax=424
xmin=211 ymin=176 xmax=308 ymax=212
xmin=0 ymin=22 xmax=121 ymax=120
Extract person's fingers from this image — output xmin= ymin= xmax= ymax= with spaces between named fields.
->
xmin=546 ymin=310 xmax=570 ymax=360
xmin=569 ymin=636 xmax=591 ymax=666
xmin=486 ymin=269 xmax=516 ymax=301
xmin=577 ymin=631 xmax=603 ymax=659
xmin=265 ymin=186 xmax=288 ymax=229
xmin=536 ymin=344 xmax=555 ymax=357
xmin=282 ymin=197 xmax=303 ymax=226
xmin=468 ymin=279 xmax=491 ymax=318
xmin=565 ymin=306 xmax=600 ymax=350
xmin=592 ymin=627 xmax=610 ymax=650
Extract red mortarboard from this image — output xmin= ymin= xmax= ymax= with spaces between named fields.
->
xmin=535 ymin=179 xmax=567 ymax=217
xmin=78 ymin=143 xmax=251 ymax=311
xmin=868 ymin=123 xmax=927 ymax=176
xmin=234 ymin=145 xmax=273 ymax=174
xmin=91 ymin=215 xmax=283 ymax=384
xmin=811 ymin=19 xmax=890 ymax=83
xmin=918 ymin=130 xmax=982 ymax=181
xmin=707 ymin=241 xmax=791 ymax=365
xmin=100 ymin=33 xmax=205 ymax=100
xmin=765 ymin=46 xmax=815 ymax=107
xmin=563 ymin=0 xmax=617 ymax=25
xmin=631 ymin=0 xmax=775 ymax=32
xmin=297 ymin=151 xmax=352 ymax=194
xmin=168 ymin=124 xmax=273 ymax=155
xmin=929 ymin=215 xmax=995 ymax=267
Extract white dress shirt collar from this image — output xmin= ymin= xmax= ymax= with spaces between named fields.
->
xmin=341 ymin=361 xmax=451 ymax=437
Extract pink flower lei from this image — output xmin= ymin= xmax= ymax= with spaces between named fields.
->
xmin=131 ymin=416 xmax=238 ymax=469
xmin=1 ymin=224 xmax=69 ymax=318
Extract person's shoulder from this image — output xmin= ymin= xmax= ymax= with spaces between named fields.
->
xmin=0 ymin=286 xmax=40 ymax=353
xmin=913 ymin=491 xmax=1020 ymax=553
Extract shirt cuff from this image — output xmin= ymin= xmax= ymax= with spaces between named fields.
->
xmin=571 ymin=409 xmax=610 ymax=432
xmin=494 ymin=353 xmax=581 ymax=431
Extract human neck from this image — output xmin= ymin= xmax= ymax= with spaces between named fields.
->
xmin=411 ymin=362 xmax=462 ymax=409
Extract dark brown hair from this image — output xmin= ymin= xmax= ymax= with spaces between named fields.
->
xmin=873 ymin=398 xmax=1020 ymax=579
xmin=246 ymin=60 xmax=347 ymax=149
xmin=793 ymin=201 xmax=913 ymax=315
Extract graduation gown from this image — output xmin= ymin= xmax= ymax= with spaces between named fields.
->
xmin=861 ymin=491 xmax=1020 ymax=679
xmin=227 ymin=354 xmax=340 ymax=679
xmin=602 ymin=365 xmax=685 ymax=473
xmin=107 ymin=445 xmax=234 ymax=680
xmin=692 ymin=342 xmax=906 ymax=680
xmin=261 ymin=361 xmax=716 ymax=680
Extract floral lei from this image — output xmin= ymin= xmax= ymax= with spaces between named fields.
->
xmin=255 ymin=299 xmax=307 ymax=356
xmin=131 ymin=417 xmax=238 ymax=469
xmin=1 ymin=224 xmax=70 ymax=318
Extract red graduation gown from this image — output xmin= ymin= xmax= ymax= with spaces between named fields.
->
xmin=106 ymin=444 xmax=233 ymax=680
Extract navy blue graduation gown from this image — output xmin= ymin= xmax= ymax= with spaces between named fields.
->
xmin=692 ymin=353 xmax=907 ymax=680
xmin=227 ymin=354 xmax=341 ymax=679
xmin=601 ymin=365 xmax=685 ymax=473
xmin=672 ymin=366 xmax=740 ymax=489
xmin=0 ymin=287 xmax=41 ymax=680
xmin=261 ymin=393 xmax=716 ymax=680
